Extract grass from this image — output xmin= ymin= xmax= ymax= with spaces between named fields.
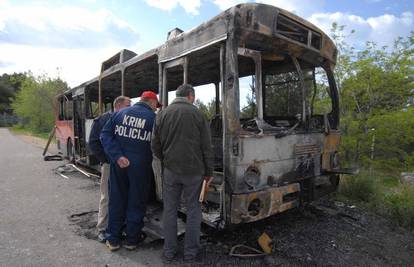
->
xmin=9 ymin=125 xmax=51 ymax=140
xmin=338 ymin=170 xmax=414 ymax=230
xmin=383 ymin=186 xmax=414 ymax=229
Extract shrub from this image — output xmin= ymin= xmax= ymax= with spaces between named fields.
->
xmin=339 ymin=172 xmax=379 ymax=202
xmin=384 ymin=185 xmax=414 ymax=229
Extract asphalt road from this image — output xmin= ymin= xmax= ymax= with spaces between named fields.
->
xmin=0 ymin=128 xmax=163 ymax=266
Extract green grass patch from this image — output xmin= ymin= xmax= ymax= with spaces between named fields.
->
xmin=383 ymin=186 xmax=414 ymax=229
xmin=339 ymin=172 xmax=379 ymax=202
xmin=337 ymin=170 xmax=414 ymax=230
xmin=381 ymin=176 xmax=400 ymax=188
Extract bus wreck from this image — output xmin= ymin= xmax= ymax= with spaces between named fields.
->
xmin=56 ymin=3 xmax=348 ymax=230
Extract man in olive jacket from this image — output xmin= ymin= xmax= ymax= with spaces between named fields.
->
xmin=151 ymin=84 xmax=213 ymax=263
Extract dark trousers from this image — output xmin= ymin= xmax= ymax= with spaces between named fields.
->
xmin=107 ymin=158 xmax=151 ymax=245
xmin=163 ymin=168 xmax=203 ymax=258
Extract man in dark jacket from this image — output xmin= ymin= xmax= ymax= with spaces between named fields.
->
xmin=88 ymin=96 xmax=131 ymax=242
xmin=100 ymin=91 xmax=161 ymax=251
xmin=151 ymin=84 xmax=214 ymax=263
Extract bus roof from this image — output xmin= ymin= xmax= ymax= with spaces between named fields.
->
xmin=70 ymin=3 xmax=337 ymax=97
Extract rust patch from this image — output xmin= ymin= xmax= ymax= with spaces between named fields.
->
xmin=322 ymin=131 xmax=340 ymax=171
xmin=230 ymin=183 xmax=300 ymax=224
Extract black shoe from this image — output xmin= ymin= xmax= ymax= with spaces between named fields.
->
xmin=124 ymin=243 xmax=137 ymax=251
xmin=106 ymin=240 xmax=121 ymax=252
xmin=121 ymin=231 xmax=127 ymax=240
xmin=162 ymin=253 xmax=178 ymax=264
xmin=183 ymin=253 xmax=202 ymax=263
xmin=97 ymin=231 xmax=106 ymax=243
xmin=137 ymin=232 xmax=147 ymax=243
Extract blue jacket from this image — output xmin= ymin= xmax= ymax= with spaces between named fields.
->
xmin=88 ymin=112 xmax=111 ymax=163
xmin=100 ymin=102 xmax=155 ymax=164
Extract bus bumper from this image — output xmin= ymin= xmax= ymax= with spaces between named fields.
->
xmin=230 ymin=183 xmax=300 ymax=224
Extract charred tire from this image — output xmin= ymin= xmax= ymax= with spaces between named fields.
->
xmin=330 ymin=174 xmax=340 ymax=191
xmin=67 ymin=139 xmax=75 ymax=163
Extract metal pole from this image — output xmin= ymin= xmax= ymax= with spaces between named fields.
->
xmin=254 ymin=53 xmax=263 ymax=120
xmin=183 ymin=57 xmax=188 ymax=84
xmin=121 ymin=68 xmax=125 ymax=96
xmin=158 ymin=63 xmax=163 ymax=108
xmin=291 ymin=56 xmax=306 ymax=123
xmin=98 ymin=75 xmax=103 ymax=115
xmin=215 ymin=82 xmax=220 ymax=115
xmin=162 ymin=66 xmax=168 ymax=106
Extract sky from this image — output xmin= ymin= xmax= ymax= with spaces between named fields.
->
xmin=0 ymin=0 xmax=413 ymax=103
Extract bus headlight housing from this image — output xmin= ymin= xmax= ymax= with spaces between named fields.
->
xmin=244 ymin=166 xmax=261 ymax=188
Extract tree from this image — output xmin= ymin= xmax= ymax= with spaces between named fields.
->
xmin=332 ymin=25 xmax=414 ymax=173
xmin=0 ymin=72 xmax=27 ymax=114
xmin=12 ymin=74 xmax=68 ymax=132
xmin=195 ymin=98 xmax=218 ymax=120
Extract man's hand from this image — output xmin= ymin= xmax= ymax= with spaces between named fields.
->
xmin=203 ymin=176 xmax=214 ymax=187
xmin=117 ymin=156 xmax=130 ymax=168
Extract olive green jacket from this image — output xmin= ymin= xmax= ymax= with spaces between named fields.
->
xmin=151 ymin=97 xmax=214 ymax=176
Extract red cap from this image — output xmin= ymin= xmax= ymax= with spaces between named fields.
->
xmin=141 ymin=91 xmax=162 ymax=108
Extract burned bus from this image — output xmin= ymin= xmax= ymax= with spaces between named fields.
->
xmin=56 ymin=3 xmax=345 ymax=228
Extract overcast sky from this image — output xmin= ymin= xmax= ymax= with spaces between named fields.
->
xmin=0 ymin=0 xmax=412 ymax=103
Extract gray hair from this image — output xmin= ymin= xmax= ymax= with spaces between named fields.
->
xmin=113 ymin=96 xmax=130 ymax=107
xmin=176 ymin=84 xmax=195 ymax=97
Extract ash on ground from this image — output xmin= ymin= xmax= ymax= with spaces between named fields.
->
xmin=69 ymin=196 xmax=414 ymax=266
xmin=200 ymin=197 xmax=414 ymax=266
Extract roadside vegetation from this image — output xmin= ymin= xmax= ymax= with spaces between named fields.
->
xmin=0 ymin=72 xmax=68 ymax=139
xmin=331 ymin=24 xmax=414 ymax=229
xmin=9 ymin=124 xmax=52 ymax=140
xmin=338 ymin=172 xmax=414 ymax=229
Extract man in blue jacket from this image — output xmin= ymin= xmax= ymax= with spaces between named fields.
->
xmin=88 ymin=96 xmax=131 ymax=243
xmin=100 ymin=91 xmax=161 ymax=251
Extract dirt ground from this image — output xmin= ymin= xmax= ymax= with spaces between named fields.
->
xmin=70 ymin=196 xmax=414 ymax=266
xmin=3 ymin=129 xmax=414 ymax=266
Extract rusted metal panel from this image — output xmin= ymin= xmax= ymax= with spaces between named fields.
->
xmin=236 ymin=4 xmax=337 ymax=65
xmin=158 ymin=16 xmax=228 ymax=63
xmin=322 ymin=130 xmax=341 ymax=171
xmin=163 ymin=57 xmax=185 ymax=69
xmin=294 ymin=143 xmax=321 ymax=156
xmin=230 ymin=183 xmax=300 ymax=224
xmin=223 ymin=22 xmax=240 ymax=191
xmin=233 ymin=133 xmax=324 ymax=192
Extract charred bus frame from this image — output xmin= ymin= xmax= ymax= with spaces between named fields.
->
xmin=56 ymin=3 xmax=346 ymax=228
